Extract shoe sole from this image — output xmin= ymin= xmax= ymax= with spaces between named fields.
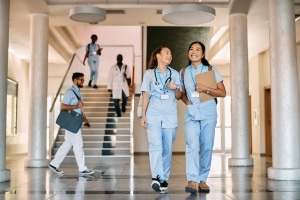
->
xmin=198 ymin=188 xmax=210 ymax=193
xmin=48 ymin=166 xmax=64 ymax=174
xmin=79 ymin=172 xmax=95 ymax=175
xmin=160 ymin=188 xmax=168 ymax=194
xmin=151 ymin=182 xmax=161 ymax=193
xmin=185 ymin=186 xmax=197 ymax=194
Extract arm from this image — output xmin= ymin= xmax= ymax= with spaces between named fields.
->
xmin=61 ymin=100 xmax=91 ymax=128
xmin=60 ymin=99 xmax=83 ymax=111
xmin=180 ymin=85 xmax=192 ymax=105
xmin=83 ymin=51 xmax=88 ymax=65
xmin=141 ymin=92 xmax=149 ymax=129
xmin=81 ymin=107 xmax=91 ymax=128
xmin=195 ymin=81 xmax=226 ymax=98
xmin=166 ymin=82 xmax=182 ymax=100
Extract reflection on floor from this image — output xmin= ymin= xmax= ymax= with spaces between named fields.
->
xmin=2 ymin=154 xmax=300 ymax=200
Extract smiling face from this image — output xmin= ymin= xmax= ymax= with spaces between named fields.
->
xmin=188 ymin=42 xmax=204 ymax=66
xmin=157 ymin=47 xmax=172 ymax=66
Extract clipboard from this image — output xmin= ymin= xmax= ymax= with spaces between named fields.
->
xmin=195 ymin=70 xmax=217 ymax=102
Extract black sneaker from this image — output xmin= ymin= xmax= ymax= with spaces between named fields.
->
xmin=93 ymin=85 xmax=98 ymax=89
xmin=122 ymin=107 xmax=126 ymax=113
xmin=160 ymin=181 xmax=168 ymax=193
xmin=151 ymin=175 xmax=161 ymax=193
xmin=88 ymin=80 xmax=92 ymax=87
xmin=49 ymin=164 xmax=64 ymax=174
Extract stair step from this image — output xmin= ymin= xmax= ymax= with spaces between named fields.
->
xmin=57 ymin=134 xmax=131 ymax=141
xmin=59 ymin=129 xmax=131 ymax=135
xmin=62 ymin=156 xmax=132 ymax=164
xmin=52 ymin=148 xmax=131 ymax=155
xmin=52 ymin=85 xmax=133 ymax=163
xmin=55 ymin=141 xmax=131 ymax=148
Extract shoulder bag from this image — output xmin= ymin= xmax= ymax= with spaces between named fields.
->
xmin=56 ymin=90 xmax=84 ymax=133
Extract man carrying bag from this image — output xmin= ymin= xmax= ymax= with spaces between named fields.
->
xmin=49 ymin=72 xmax=95 ymax=175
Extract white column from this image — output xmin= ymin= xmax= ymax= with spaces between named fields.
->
xmin=228 ymin=13 xmax=253 ymax=167
xmin=268 ymin=0 xmax=300 ymax=180
xmin=0 ymin=0 xmax=11 ymax=182
xmin=24 ymin=13 xmax=49 ymax=167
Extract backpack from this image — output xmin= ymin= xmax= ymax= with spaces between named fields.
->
xmin=180 ymin=65 xmax=218 ymax=104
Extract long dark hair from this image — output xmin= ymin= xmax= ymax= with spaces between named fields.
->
xmin=147 ymin=46 xmax=169 ymax=69
xmin=187 ymin=41 xmax=210 ymax=67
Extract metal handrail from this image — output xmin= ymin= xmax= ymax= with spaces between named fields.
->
xmin=49 ymin=53 xmax=76 ymax=112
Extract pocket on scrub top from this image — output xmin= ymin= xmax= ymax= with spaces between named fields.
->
xmin=186 ymin=104 xmax=201 ymax=120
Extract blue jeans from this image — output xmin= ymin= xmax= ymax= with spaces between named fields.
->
xmin=88 ymin=59 xmax=99 ymax=85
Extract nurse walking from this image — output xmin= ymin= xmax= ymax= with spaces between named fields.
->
xmin=140 ymin=46 xmax=182 ymax=193
xmin=181 ymin=41 xmax=226 ymax=194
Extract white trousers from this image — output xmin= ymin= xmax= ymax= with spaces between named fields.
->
xmin=50 ymin=129 xmax=87 ymax=172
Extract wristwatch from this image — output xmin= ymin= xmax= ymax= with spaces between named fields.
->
xmin=206 ymin=88 xmax=210 ymax=94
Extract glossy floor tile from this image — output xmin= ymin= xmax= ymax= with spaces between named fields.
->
xmin=1 ymin=154 xmax=300 ymax=200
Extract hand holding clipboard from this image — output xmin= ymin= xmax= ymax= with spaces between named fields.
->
xmin=195 ymin=70 xmax=217 ymax=102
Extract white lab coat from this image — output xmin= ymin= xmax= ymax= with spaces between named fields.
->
xmin=107 ymin=64 xmax=131 ymax=99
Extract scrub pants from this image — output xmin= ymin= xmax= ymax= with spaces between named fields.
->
xmin=50 ymin=128 xmax=87 ymax=172
xmin=185 ymin=118 xmax=217 ymax=182
xmin=147 ymin=123 xmax=176 ymax=181
xmin=113 ymin=90 xmax=127 ymax=115
xmin=88 ymin=59 xmax=99 ymax=85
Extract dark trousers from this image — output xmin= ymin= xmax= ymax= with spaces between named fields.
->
xmin=113 ymin=90 xmax=128 ymax=116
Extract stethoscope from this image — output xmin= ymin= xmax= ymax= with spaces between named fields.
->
xmin=154 ymin=67 xmax=172 ymax=85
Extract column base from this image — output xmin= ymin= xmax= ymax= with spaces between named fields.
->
xmin=228 ymin=158 xmax=253 ymax=167
xmin=0 ymin=169 xmax=11 ymax=182
xmin=268 ymin=167 xmax=300 ymax=180
xmin=24 ymin=159 xmax=49 ymax=168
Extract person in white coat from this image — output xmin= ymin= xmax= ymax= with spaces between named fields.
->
xmin=107 ymin=54 xmax=131 ymax=117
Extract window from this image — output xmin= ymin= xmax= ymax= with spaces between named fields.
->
xmin=214 ymin=96 xmax=231 ymax=152
xmin=7 ymin=79 xmax=18 ymax=135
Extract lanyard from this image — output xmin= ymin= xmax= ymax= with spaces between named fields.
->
xmin=189 ymin=64 xmax=205 ymax=84
xmin=155 ymin=67 xmax=171 ymax=93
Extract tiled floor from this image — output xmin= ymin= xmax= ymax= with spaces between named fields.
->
xmin=2 ymin=153 xmax=300 ymax=200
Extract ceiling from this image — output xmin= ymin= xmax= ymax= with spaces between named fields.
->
xmin=8 ymin=0 xmax=300 ymax=65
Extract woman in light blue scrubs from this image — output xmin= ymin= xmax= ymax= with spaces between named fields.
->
xmin=140 ymin=46 xmax=182 ymax=194
xmin=181 ymin=41 xmax=226 ymax=194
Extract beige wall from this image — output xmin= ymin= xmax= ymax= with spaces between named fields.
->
xmin=7 ymin=54 xmax=29 ymax=155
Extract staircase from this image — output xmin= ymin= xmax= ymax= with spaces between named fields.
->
xmin=51 ymin=85 xmax=132 ymax=163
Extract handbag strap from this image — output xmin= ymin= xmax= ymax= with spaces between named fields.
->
xmin=71 ymin=89 xmax=81 ymax=100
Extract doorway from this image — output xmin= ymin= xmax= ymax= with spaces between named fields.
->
xmin=264 ymin=87 xmax=272 ymax=157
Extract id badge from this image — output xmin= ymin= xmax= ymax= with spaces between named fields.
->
xmin=161 ymin=94 xmax=169 ymax=99
xmin=191 ymin=91 xmax=199 ymax=98
xmin=92 ymin=51 xmax=97 ymax=55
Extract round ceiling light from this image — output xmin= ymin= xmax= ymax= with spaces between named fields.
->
xmin=162 ymin=4 xmax=216 ymax=25
xmin=69 ymin=6 xmax=106 ymax=23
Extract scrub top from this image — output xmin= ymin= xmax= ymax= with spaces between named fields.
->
xmin=181 ymin=64 xmax=223 ymax=120
xmin=140 ymin=67 xmax=180 ymax=128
